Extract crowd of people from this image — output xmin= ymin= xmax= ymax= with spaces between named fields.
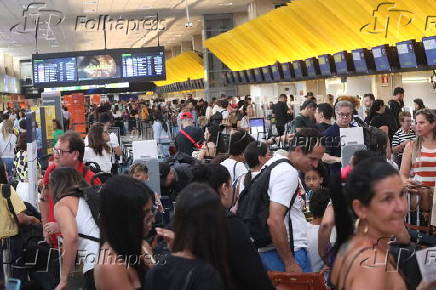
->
xmin=1 ymin=88 xmax=436 ymax=290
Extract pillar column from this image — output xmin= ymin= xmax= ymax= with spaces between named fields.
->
xmin=180 ymin=41 xmax=193 ymax=52
xmin=171 ymin=46 xmax=181 ymax=57
xmin=192 ymin=34 xmax=203 ymax=53
xmin=248 ymin=0 xmax=274 ymax=20
xmin=203 ymin=14 xmax=236 ymax=101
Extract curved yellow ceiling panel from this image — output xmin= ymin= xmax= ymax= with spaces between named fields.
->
xmin=204 ymin=0 xmax=436 ymax=71
xmin=154 ymin=51 xmax=204 ymax=86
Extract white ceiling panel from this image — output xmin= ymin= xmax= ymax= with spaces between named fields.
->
xmin=0 ymin=0 xmax=252 ymax=59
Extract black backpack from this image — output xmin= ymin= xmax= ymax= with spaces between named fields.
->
xmin=209 ymin=110 xmax=225 ymax=126
xmin=2 ymin=185 xmax=60 ymax=289
xmin=63 ymin=183 xmax=102 ymax=243
xmin=62 ymin=171 xmax=110 ymax=243
xmin=236 ymin=159 xmax=298 ymax=250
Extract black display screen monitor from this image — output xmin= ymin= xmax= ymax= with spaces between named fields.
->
xmin=352 ymin=48 xmax=375 ymax=73
xmin=254 ymin=68 xmax=264 ymax=83
xmin=396 ymin=40 xmax=426 ymax=68
xmin=32 ymin=46 xmax=166 ymax=87
xmin=318 ymin=54 xmax=335 ymax=76
xmin=423 ymin=36 xmax=436 ymax=66
xmin=333 ymin=51 xmax=354 ymax=74
xmin=262 ymin=66 xmax=273 ymax=82
xmin=247 ymin=69 xmax=256 ymax=83
xmin=271 ymin=63 xmax=283 ymax=82
xmin=292 ymin=60 xmax=306 ymax=79
xmin=239 ymin=71 xmax=249 ymax=83
xmin=225 ymin=72 xmax=234 ymax=85
xmin=232 ymin=71 xmax=241 ymax=84
xmin=372 ymin=45 xmax=397 ymax=72
xmin=281 ymin=62 xmax=293 ymax=80
xmin=305 ymin=57 xmax=320 ymax=77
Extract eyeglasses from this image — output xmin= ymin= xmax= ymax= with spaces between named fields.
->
xmin=336 ymin=112 xmax=352 ymax=119
xmin=53 ymin=148 xmax=72 ymax=156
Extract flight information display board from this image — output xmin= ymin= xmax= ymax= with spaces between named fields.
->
xmin=397 ymin=40 xmax=418 ymax=68
xmin=121 ymin=51 xmax=164 ymax=78
xmin=318 ymin=55 xmax=334 ymax=76
xmin=352 ymin=49 xmax=369 ymax=73
xmin=33 ymin=57 xmax=77 ymax=84
xmin=423 ymin=36 xmax=436 ymax=66
xmin=32 ymin=47 xmax=166 ymax=87
xmin=372 ymin=45 xmax=392 ymax=72
xmin=334 ymin=52 xmax=348 ymax=74
xmin=293 ymin=61 xmax=304 ymax=79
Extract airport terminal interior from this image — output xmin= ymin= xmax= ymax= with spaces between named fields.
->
xmin=1 ymin=0 xmax=436 ymax=289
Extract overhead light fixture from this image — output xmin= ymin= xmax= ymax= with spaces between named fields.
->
xmin=402 ymin=77 xmax=431 ymax=83
xmin=141 ymin=5 xmax=153 ymax=9
xmin=185 ymin=0 xmax=193 ymax=28
xmin=218 ymin=2 xmax=233 ymax=6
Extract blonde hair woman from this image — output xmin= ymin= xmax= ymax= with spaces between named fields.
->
xmin=0 ymin=119 xmax=17 ymax=178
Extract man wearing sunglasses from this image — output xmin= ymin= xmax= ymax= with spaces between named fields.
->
xmin=39 ymin=131 xmax=101 ymax=245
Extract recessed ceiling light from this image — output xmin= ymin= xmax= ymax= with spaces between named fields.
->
xmin=141 ymin=6 xmax=153 ymax=9
xmin=218 ymin=2 xmax=232 ymax=6
xmin=85 ymin=0 xmax=97 ymax=4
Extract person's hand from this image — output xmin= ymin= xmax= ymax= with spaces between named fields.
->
xmin=55 ymin=279 xmax=68 ymax=290
xmin=43 ymin=228 xmax=50 ymax=243
xmin=417 ymin=280 xmax=436 ymax=290
xmin=285 ymin=262 xmax=303 ymax=273
xmin=156 ymin=227 xmax=175 ymax=250
xmin=26 ymin=216 xmax=41 ymax=225
xmin=44 ymin=222 xmax=60 ymax=235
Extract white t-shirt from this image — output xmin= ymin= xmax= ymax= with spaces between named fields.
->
xmin=306 ymin=223 xmax=324 ymax=272
xmin=0 ymin=133 xmax=17 ymax=158
xmin=83 ymin=146 xmax=112 ymax=173
xmin=262 ymin=155 xmax=308 ymax=251
xmin=220 ymin=158 xmax=248 ymax=184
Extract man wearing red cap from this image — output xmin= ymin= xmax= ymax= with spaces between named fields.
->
xmin=175 ymin=111 xmax=204 ymax=156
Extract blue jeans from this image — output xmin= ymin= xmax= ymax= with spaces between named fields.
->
xmin=259 ymin=248 xmax=312 ymax=272
xmin=2 ymin=157 xmax=14 ymax=180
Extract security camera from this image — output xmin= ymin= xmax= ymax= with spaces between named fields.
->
xmin=185 ymin=22 xmax=193 ymax=28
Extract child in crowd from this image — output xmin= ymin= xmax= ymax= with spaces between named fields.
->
xmin=129 ymin=163 xmax=163 ymax=214
xmin=306 ymin=188 xmax=330 ymax=272
xmin=303 ymin=165 xmax=325 ymax=201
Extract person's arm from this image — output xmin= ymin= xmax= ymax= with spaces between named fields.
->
xmin=322 ymin=153 xmax=341 ymax=164
xmin=17 ymin=213 xmax=40 ymax=225
xmin=54 ymin=202 xmax=79 ymax=290
xmin=318 ymin=204 xmax=335 ymax=262
xmin=39 ymin=186 xmax=50 ymax=225
xmin=399 ymin=141 xmax=413 ymax=181
xmin=267 ymin=202 xmax=302 ymax=272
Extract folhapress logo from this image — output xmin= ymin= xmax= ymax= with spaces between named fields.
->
xmin=75 ymin=15 xmax=166 ymax=35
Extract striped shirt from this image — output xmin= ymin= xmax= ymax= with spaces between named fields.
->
xmin=392 ymin=128 xmax=416 ymax=155
xmin=411 ymin=146 xmax=436 ymax=188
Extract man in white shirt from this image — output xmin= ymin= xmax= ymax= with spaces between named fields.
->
xmin=259 ymin=128 xmax=325 ymax=273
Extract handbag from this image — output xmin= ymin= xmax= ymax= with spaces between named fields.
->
xmin=267 ymin=271 xmax=329 ymax=290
